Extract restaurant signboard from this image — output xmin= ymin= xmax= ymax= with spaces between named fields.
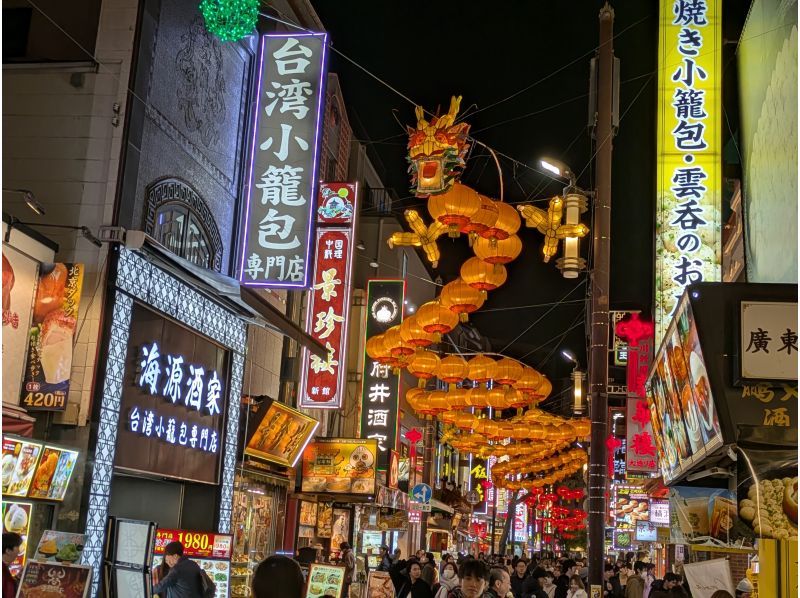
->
xmin=244 ymin=399 xmax=318 ymax=467
xmin=301 ymin=438 xmax=378 ymax=495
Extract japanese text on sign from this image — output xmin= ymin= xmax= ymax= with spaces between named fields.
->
xmin=240 ymin=33 xmax=328 ymax=288
xmin=740 ymin=301 xmax=798 ymax=380
xmin=656 ymin=0 xmax=721 ymax=343
xmin=359 ymin=280 xmax=404 ymax=469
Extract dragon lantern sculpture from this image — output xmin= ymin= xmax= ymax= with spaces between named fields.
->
xmin=407 ymin=95 xmax=471 ymax=196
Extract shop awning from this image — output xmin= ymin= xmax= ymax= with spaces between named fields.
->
xmin=142 ymin=239 xmax=326 ymax=357
xmin=430 ymin=498 xmax=454 ymax=514
xmin=1 ymin=403 xmax=35 ymax=437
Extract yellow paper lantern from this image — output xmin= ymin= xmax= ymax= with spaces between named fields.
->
xmin=481 ymin=200 xmax=521 ymax=241
xmin=383 ymin=325 xmax=414 ymax=358
xmin=460 ymin=257 xmax=507 ymax=292
xmin=462 ymin=194 xmax=499 ymax=238
xmin=427 ymin=182 xmax=482 ymax=237
xmin=416 ymin=300 xmax=459 ymax=335
xmin=406 ymin=350 xmax=441 ymax=380
xmin=400 ymin=315 xmax=438 ymax=348
xmin=493 ymin=358 xmax=524 ymax=386
xmin=473 ymin=234 xmax=523 ymax=265
xmin=438 ymin=355 xmax=469 ymax=384
xmin=468 ymin=355 xmax=496 ymax=383
xmin=440 ymin=277 xmax=485 ymax=322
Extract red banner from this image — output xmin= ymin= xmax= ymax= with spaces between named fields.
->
xmin=299 ymin=183 xmax=357 ymax=409
xmin=153 ymin=528 xmax=232 ymax=559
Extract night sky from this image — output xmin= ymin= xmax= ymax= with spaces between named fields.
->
xmin=309 ymin=0 xmax=751 ymax=409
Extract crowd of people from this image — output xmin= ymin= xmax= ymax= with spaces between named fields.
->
xmin=0 ymin=532 xmax=756 ymax=598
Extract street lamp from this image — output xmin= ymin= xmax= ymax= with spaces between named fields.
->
xmin=538 ymin=158 xmax=576 ymax=188
xmin=561 ymin=349 xmax=585 ymax=415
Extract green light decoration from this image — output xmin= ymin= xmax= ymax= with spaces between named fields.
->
xmin=199 ymin=0 xmax=259 ymax=42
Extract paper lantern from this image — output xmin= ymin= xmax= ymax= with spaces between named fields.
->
xmin=466 ymin=386 xmax=489 ymax=407
xmin=492 ymin=358 xmax=524 ymax=386
xmin=406 ymin=388 xmax=427 ymax=411
xmin=427 ymin=390 xmax=450 ymax=414
xmin=383 ymin=325 xmax=414 ymax=357
xmin=468 ymin=354 xmax=495 ymax=382
xmin=428 ymin=183 xmax=482 ymax=237
xmin=486 ymin=387 xmax=510 ymax=409
xmin=460 ymin=257 xmax=507 ymax=292
xmin=400 ymin=315 xmax=437 ymax=348
xmin=366 ymin=334 xmax=394 ymax=365
xmin=440 ymin=277 xmax=485 ymax=322
xmin=407 ymin=350 xmax=441 ymax=382
xmin=519 ymin=196 xmax=589 ymax=263
xmin=462 ymin=194 xmax=499 ymax=240
xmin=473 ymin=234 xmax=523 ymax=265
xmin=537 ymin=378 xmax=553 ymax=401
xmin=416 ymin=300 xmax=459 ymax=335
xmin=387 ymin=209 xmax=447 ymax=267
xmin=505 ymin=388 xmax=528 ymax=409
xmin=514 ymin=367 xmax=544 ymax=395
xmin=481 ymin=200 xmax=521 ymax=242
xmin=438 ymin=355 xmax=469 ymax=384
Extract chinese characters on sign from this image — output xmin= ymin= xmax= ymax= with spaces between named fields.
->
xmin=239 ymin=33 xmax=328 ymax=288
xmin=129 ymin=342 xmax=222 ymax=454
xmin=740 ymin=301 xmax=798 ymax=380
xmin=655 ymin=0 xmax=721 ymax=342
xmin=359 ymin=280 xmax=405 ymax=470
xmin=469 ymin=455 xmax=489 ymax=515
xmin=740 ymin=382 xmax=797 ymax=428
xmin=625 ymin=324 xmax=658 ymax=474
xmin=299 ymin=183 xmax=357 ymax=409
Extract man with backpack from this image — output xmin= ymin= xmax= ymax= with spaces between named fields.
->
xmin=152 ymin=541 xmax=216 ymax=598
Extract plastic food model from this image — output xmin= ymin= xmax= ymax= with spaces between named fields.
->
xmin=739 ymin=477 xmax=799 ymax=540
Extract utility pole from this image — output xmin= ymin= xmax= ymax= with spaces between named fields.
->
xmin=588 ymin=2 xmax=614 ymax=586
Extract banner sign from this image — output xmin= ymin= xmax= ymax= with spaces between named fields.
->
xmin=740 ymin=301 xmax=797 ymax=380
xmin=153 ymin=528 xmax=232 ymax=559
xmin=299 ymin=183 xmax=357 ymax=408
xmin=655 ymin=0 xmax=721 ymax=343
xmin=669 ymin=486 xmax=743 ymax=547
xmin=359 ymin=280 xmax=405 ymax=469
xmin=21 ymin=263 xmax=84 ymax=411
xmin=469 ymin=455 xmax=489 ymax=515
xmin=626 ymin=396 xmax=658 ymax=474
xmin=301 ymin=438 xmax=378 ymax=495
xmin=682 ymin=559 xmax=734 ymax=598
xmin=2 ymin=248 xmax=39 ymax=406
xmin=239 ymin=32 xmax=329 ymax=288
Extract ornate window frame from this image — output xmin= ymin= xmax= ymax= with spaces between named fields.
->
xmin=81 ymin=247 xmax=246 ymax=596
xmin=145 ymin=177 xmax=224 ymax=271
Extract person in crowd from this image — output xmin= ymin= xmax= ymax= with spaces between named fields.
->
xmin=422 ymin=563 xmax=439 ymax=593
xmin=578 ymin=560 xmax=589 ymax=588
xmin=566 ymin=575 xmax=588 ymax=598
xmin=338 ymin=542 xmax=355 ymax=598
xmin=735 ymin=578 xmax=754 ymax=598
xmin=436 ymin=561 xmax=460 ymax=598
xmin=483 ymin=566 xmax=512 ymax=598
xmin=378 ymin=545 xmax=393 ymax=572
xmin=425 ymin=552 xmax=437 ymax=568
xmin=417 ymin=550 xmax=427 ymax=560
xmin=152 ymin=541 xmax=215 ymax=598
xmin=615 ymin=563 xmax=630 ymax=595
xmin=2 ymin=532 xmax=23 ymax=598
xmin=251 ymin=555 xmax=304 ymax=598
xmin=624 ymin=561 xmax=647 ymax=598
xmin=649 ymin=572 xmax=687 ymax=598
xmin=538 ymin=570 xmax=557 ymax=598
xmin=643 ymin=564 xmax=657 ymax=598
xmin=602 ymin=563 xmax=622 ymax=598
xmin=393 ymin=548 xmax=403 ymax=563
xmin=152 ymin=557 xmax=171 ymax=598
xmin=554 ymin=559 xmax=576 ymax=598
xmin=511 ymin=559 xmax=529 ymax=598
xmin=450 ymin=559 xmax=490 ymax=598
xmin=395 ymin=561 xmax=434 ymax=598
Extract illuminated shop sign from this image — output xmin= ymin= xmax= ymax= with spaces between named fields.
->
xmin=655 ymin=0 xmax=721 ymax=342
xmin=239 ymin=33 xmax=329 ymax=288
xmin=359 ymin=280 xmax=405 ymax=469
xmin=298 ymin=183 xmax=358 ymax=409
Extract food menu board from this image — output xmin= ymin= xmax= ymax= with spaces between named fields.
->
xmin=17 ymin=560 xmax=92 ymax=598
xmin=2 ymin=437 xmax=42 ymax=497
xmin=305 ymin=563 xmax=346 ymax=598
xmin=35 ymin=530 xmax=85 ymax=564
xmin=647 ymin=295 xmax=723 ymax=483
xmin=2 ymin=500 xmax=31 ymax=576
xmin=2 ymin=436 xmax=79 ymax=501
xmin=153 ymin=528 xmax=232 ymax=598
xmin=613 ymin=487 xmax=650 ymax=526
xmin=301 ymin=438 xmax=378 ymax=495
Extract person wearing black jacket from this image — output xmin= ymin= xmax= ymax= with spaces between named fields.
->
xmin=511 ymin=560 xmax=529 ymax=598
xmin=377 ymin=546 xmax=393 ymax=572
xmin=602 ymin=564 xmax=623 ymax=598
xmin=391 ymin=559 xmax=434 ymax=598
xmin=152 ymin=542 xmax=214 ymax=598
xmin=555 ymin=560 xmax=577 ymax=598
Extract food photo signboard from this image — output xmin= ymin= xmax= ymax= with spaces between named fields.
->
xmin=2 ymin=436 xmax=79 ymax=502
xmin=2 ymin=437 xmax=42 ymax=498
xmin=2 ymin=501 xmax=32 ymax=576
xmin=305 ymin=563 xmax=345 ymax=598
xmin=153 ymin=528 xmax=232 ymax=598
xmin=115 ymin=303 xmax=229 ymax=485
xmin=243 ymin=399 xmax=318 ymax=468
xmin=21 ymin=263 xmax=84 ymax=411
xmin=35 ymin=530 xmax=85 ymax=564
xmin=16 ymin=560 xmax=92 ymax=598
xmin=301 ymin=438 xmax=378 ymax=495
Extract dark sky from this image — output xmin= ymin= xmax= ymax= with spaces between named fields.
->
xmin=309 ymin=0 xmax=750 ymax=409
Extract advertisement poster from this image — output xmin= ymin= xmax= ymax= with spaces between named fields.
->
xmin=635 ymin=520 xmax=658 ymax=543
xmin=612 ymin=487 xmax=649 ymax=526
xmin=670 ymin=487 xmax=749 ymax=547
xmin=301 ymin=438 xmax=378 ymax=495
xmin=17 ymin=561 xmax=92 ymax=598
xmin=2 ymin=501 xmax=31 ymax=575
xmin=35 ymin=530 xmax=85 ymax=563
xmin=27 ymin=445 xmax=79 ymax=500
xmin=21 ymin=263 xmax=84 ymax=411
xmin=305 ymin=563 xmax=345 ymax=598
xmin=613 ymin=529 xmax=633 ymax=551
xmin=316 ymin=502 xmax=333 ymax=538
xmin=2 ymin=438 xmax=42 ymax=497
xmin=330 ymin=508 xmax=351 ymax=551
xmin=366 ymin=571 xmax=394 ymax=598
xmin=682 ymin=559 xmax=734 ymax=598
xmin=153 ymin=528 xmax=231 ymax=598
xmin=650 ymin=499 xmax=670 ymax=526
xmin=736 ymin=426 xmax=797 ymax=542
xmin=299 ymin=501 xmax=318 ymax=526
xmin=2 ymin=247 xmax=39 ymax=406
xmin=244 ymin=400 xmax=318 ymax=467
xmin=298 ymin=183 xmax=358 ymax=410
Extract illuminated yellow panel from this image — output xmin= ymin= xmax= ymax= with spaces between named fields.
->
xmin=656 ymin=0 xmax=722 ymax=343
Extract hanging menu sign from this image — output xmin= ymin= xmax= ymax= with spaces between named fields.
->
xmin=239 ymin=32 xmax=329 ymax=289
xmin=359 ymin=280 xmax=405 ymax=470
xmin=298 ymin=183 xmax=358 ymax=409
xmin=655 ymin=0 xmax=721 ymax=343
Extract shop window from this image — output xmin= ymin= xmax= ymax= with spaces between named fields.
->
xmin=145 ymin=178 xmax=223 ymax=271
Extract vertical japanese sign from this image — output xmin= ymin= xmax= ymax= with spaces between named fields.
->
xmin=626 ymin=328 xmax=657 ymax=473
xmin=740 ymin=301 xmax=798 ymax=380
xmin=469 ymin=455 xmax=489 ymax=515
xmin=21 ymin=264 xmax=84 ymax=411
xmin=656 ymin=0 xmax=721 ymax=343
xmin=298 ymin=183 xmax=358 ymax=409
xmin=359 ymin=280 xmax=405 ymax=470
xmin=239 ymin=33 xmax=329 ymax=288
